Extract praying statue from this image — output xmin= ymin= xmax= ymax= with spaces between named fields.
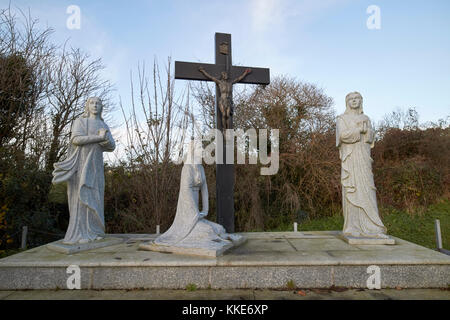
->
xmin=152 ymin=138 xmax=242 ymax=251
xmin=52 ymin=97 xmax=115 ymax=244
xmin=198 ymin=67 xmax=251 ymax=130
xmin=336 ymin=92 xmax=388 ymax=239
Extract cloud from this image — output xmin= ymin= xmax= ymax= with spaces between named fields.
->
xmin=250 ymin=0 xmax=284 ymax=32
xmin=249 ymin=0 xmax=352 ymax=33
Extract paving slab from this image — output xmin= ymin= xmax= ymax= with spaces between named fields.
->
xmin=288 ymin=238 xmax=361 ymax=251
xmin=0 ymin=291 xmax=14 ymax=299
xmin=1 ymin=289 xmax=449 ymax=300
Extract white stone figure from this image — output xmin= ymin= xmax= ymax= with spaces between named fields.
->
xmin=52 ymin=97 xmax=115 ymax=244
xmin=149 ymin=138 xmax=243 ymax=255
xmin=336 ymin=92 xmax=388 ymax=239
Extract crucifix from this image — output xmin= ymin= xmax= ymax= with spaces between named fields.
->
xmin=175 ymin=32 xmax=270 ymax=233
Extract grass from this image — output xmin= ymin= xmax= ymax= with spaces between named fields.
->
xmin=381 ymin=199 xmax=450 ymax=249
xmin=185 ymin=283 xmax=198 ymax=291
xmin=271 ymin=199 xmax=450 ymax=250
xmin=0 ymin=248 xmax=25 ymax=259
xmin=286 ymin=280 xmax=296 ymax=290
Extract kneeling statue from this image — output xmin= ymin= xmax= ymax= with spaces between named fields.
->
xmin=140 ymin=138 xmax=244 ymax=256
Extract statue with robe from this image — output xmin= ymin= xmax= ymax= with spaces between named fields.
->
xmin=52 ymin=97 xmax=115 ymax=244
xmin=147 ymin=138 xmax=243 ymax=254
xmin=336 ymin=92 xmax=388 ymax=239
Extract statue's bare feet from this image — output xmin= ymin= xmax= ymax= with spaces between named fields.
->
xmin=95 ymin=236 xmax=104 ymax=241
xmin=78 ymin=239 xmax=89 ymax=244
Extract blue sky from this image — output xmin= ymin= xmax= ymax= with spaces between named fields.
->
xmin=4 ymin=0 xmax=450 ymax=124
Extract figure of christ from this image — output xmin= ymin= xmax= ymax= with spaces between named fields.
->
xmin=198 ymin=67 xmax=251 ymax=130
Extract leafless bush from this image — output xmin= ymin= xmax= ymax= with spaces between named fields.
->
xmin=0 ymin=6 xmax=54 ymax=152
xmin=45 ymin=47 xmax=114 ymax=171
xmin=107 ymin=58 xmax=190 ymax=233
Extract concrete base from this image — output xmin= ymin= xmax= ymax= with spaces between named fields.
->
xmin=1 ymin=231 xmax=449 ymax=290
xmin=47 ymin=237 xmax=124 ymax=254
xmin=341 ymin=234 xmax=395 ymax=245
xmin=139 ymin=236 xmax=247 ymax=257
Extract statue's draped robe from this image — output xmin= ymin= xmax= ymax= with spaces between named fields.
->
xmin=336 ymin=113 xmax=386 ymax=237
xmin=52 ymin=117 xmax=115 ymax=244
xmin=155 ymin=164 xmax=235 ymax=247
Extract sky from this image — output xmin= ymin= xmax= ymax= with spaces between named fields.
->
xmin=3 ymin=0 xmax=450 ymax=127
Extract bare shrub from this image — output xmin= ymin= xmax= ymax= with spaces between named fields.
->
xmin=105 ymin=58 xmax=190 ymax=233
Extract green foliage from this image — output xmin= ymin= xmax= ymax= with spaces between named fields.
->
xmin=295 ymin=215 xmax=344 ymax=232
xmin=0 ymin=248 xmax=25 ymax=259
xmin=186 ymin=283 xmax=198 ymax=292
xmin=381 ymin=199 xmax=450 ymax=249
xmin=0 ymin=154 xmax=65 ymax=251
xmin=0 ymin=53 xmax=34 ymax=146
xmin=286 ymin=280 xmax=296 ymax=290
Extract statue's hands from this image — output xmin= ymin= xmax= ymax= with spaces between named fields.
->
xmin=98 ymin=128 xmax=108 ymax=141
xmin=357 ymin=121 xmax=366 ymax=134
xmin=362 ymin=121 xmax=368 ymax=134
xmin=199 ymin=67 xmax=205 ymax=72
xmin=246 ymin=68 xmax=252 ymax=74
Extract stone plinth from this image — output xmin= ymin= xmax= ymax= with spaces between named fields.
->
xmin=47 ymin=237 xmax=124 ymax=254
xmin=1 ymin=232 xmax=449 ymax=290
xmin=341 ymin=234 xmax=395 ymax=245
xmin=139 ymin=236 xmax=246 ymax=257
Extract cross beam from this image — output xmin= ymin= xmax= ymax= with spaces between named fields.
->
xmin=175 ymin=61 xmax=270 ymax=85
xmin=174 ymin=32 xmax=270 ymax=233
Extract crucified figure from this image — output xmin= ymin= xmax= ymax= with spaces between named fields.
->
xmin=199 ymin=67 xmax=252 ymax=130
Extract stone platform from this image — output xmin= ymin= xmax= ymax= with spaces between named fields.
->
xmin=47 ymin=237 xmax=124 ymax=254
xmin=0 ymin=231 xmax=449 ymax=290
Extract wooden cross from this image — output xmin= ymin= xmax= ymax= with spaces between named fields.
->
xmin=175 ymin=32 xmax=270 ymax=233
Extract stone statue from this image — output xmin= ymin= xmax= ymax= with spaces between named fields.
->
xmin=198 ymin=67 xmax=251 ymax=130
xmin=52 ymin=97 xmax=116 ymax=244
xmin=141 ymin=138 xmax=244 ymax=256
xmin=336 ymin=92 xmax=388 ymax=239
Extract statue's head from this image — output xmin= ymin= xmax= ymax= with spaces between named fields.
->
xmin=83 ymin=97 xmax=103 ymax=119
xmin=345 ymin=92 xmax=363 ymax=114
xmin=184 ymin=137 xmax=203 ymax=165
xmin=221 ymin=71 xmax=228 ymax=80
